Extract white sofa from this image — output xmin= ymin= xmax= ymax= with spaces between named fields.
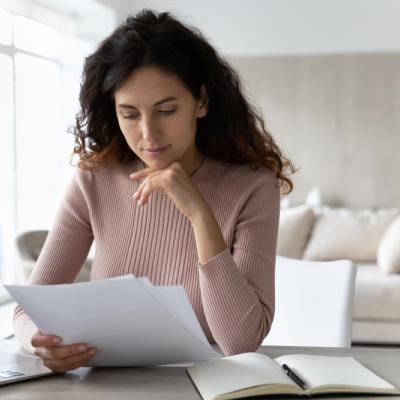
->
xmin=277 ymin=203 xmax=400 ymax=345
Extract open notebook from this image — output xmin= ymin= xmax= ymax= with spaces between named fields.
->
xmin=187 ymin=352 xmax=399 ymax=400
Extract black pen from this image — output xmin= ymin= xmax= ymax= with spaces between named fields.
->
xmin=282 ymin=364 xmax=308 ymax=390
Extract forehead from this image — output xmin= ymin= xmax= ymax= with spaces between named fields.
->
xmin=114 ymin=66 xmax=190 ymax=105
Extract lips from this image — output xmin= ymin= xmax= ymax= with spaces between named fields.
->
xmin=143 ymin=144 xmax=171 ymax=152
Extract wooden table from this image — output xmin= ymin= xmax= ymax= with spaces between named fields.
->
xmin=2 ymin=345 xmax=400 ymax=399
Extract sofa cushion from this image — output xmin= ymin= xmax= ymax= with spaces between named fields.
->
xmin=352 ymin=320 xmax=400 ymax=344
xmin=353 ymin=264 xmax=400 ymax=321
xmin=377 ymin=216 xmax=400 ymax=274
xmin=303 ymin=207 xmax=399 ymax=262
xmin=276 ymin=205 xmax=315 ymax=259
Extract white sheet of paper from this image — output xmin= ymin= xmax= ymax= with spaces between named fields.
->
xmin=136 ymin=277 xmax=209 ymax=346
xmin=4 ymin=277 xmax=219 ymax=366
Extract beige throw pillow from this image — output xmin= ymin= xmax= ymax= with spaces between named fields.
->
xmin=303 ymin=207 xmax=399 ymax=262
xmin=377 ymin=216 xmax=400 ymax=274
xmin=276 ymin=205 xmax=315 ymax=259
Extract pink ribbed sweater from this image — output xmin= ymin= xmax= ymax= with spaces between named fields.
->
xmin=13 ymin=157 xmax=280 ymax=356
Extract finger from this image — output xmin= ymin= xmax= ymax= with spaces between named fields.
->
xmin=132 ymin=176 xmax=149 ymax=200
xmin=137 ymin=179 xmax=158 ymax=205
xmin=31 ymin=331 xmax=62 ymax=348
xmin=35 ymin=342 xmax=91 ymax=360
xmin=43 ymin=348 xmax=97 ymax=373
xmin=135 ymin=174 xmax=162 ymax=205
xmin=129 ymin=168 xmax=152 ymax=180
xmin=133 ymin=186 xmax=143 ymax=201
xmin=132 ymin=168 xmax=164 ymax=201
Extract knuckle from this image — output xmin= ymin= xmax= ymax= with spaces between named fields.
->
xmin=143 ymin=180 xmax=152 ymax=191
xmin=75 ymin=344 xmax=86 ymax=353
xmin=165 ymin=169 xmax=176 ymax=184
xmin=76 ymin=345 xmax=87 ymax=356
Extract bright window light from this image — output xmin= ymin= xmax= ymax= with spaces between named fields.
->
xmin=15 ymin=53 xmax=61 ymax=231
xmin=0 ymin=3 xmax=109 ymax=283
xmin=59 ymin=34 xmax=93 ymax=68
xmin=0 ymin=54 xmax=15 ymax=282
xmin=14 ymin=15 xmax=59 ymax=58
xmin=0 ymin=9 xmax=13 ymax=46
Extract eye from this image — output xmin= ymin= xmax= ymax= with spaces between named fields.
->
xmin=121 ymin=109 xmax=176 ymax=119
xmin=159 ymin=109 xmax=176 ymax=115
xmin=122 ymin=114 xmax=139 ymax=119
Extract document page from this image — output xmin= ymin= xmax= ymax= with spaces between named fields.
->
xmin=154 ymin=285 xmax=210 ymax=345
xmin=4 ymin=277 xmax=219 ymax=366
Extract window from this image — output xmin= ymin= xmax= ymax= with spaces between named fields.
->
xmin=0 ymin=9 xmax=12 ymax=45
xmin=0 ymin=9 xmax=95 ymax=288
xmin=0 ymin=54 xmax=14 ymax=284
xmin=15 ymin=53 xmax=61 ymax=231
xmin=14 ymin=15 xmax=60 ymax=58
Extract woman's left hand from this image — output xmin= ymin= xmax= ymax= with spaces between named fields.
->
xmin=129 ymin=162 xmax=207 ymax=219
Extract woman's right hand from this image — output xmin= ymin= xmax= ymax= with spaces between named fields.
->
xmin=31 ymin=330 xmax=97 ymax=373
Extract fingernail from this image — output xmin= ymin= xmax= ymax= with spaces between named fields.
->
xmin=78 ymin=345 xmax=87 ymax=352
xmin=89 ymin=348 xmax=97 ymax=356
xmin=52 ymin=337 xmax=61 ymax=345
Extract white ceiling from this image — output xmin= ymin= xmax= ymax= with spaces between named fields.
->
xmin=96 ymin=0 xmax=400 ymax=56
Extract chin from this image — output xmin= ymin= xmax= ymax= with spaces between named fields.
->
xmin=144 ymin=158 xmax=172 ymax=170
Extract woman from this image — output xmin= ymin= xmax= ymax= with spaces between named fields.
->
xmin=13 ymin=9 xmax=294 ymax=373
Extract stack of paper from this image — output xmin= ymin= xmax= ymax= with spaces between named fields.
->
xmin=4 ymin=275 xmax=220 ymax=366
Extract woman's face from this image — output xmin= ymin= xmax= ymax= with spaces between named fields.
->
xmin=114 ymin=66 xmax=208 ymax=174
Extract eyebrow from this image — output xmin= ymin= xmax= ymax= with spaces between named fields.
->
xmin=117 ymin=96 xmax=178 ymax=109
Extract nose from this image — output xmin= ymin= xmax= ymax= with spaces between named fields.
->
xmin=140 ymin=115 xmax=160 ymax=142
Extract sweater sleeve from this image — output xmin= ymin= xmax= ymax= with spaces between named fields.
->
xmin=13 ymin=168 xmax=94 ymax=352
xmin=198 ymin=173 xmax=280 ymax=355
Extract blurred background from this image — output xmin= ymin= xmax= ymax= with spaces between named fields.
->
xmin=0 ymin=0 xmax=399 ymax=287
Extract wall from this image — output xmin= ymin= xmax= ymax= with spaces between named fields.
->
xmin=229 ymin=53 xmax=400 ymax=208
xmin=95 ymin=0 xmax=400 ymax=208
xmin=97 ymin=0 xmax=400 ymax=56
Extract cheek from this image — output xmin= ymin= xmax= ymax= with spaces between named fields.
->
xmin=119 ymin=122 xmax=140 ymax=146
xmin=169 ymin=113 xmax=197 ymax=135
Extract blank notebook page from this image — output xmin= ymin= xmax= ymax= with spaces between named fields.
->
xmin=274 ymin=354 xmax=395 ymax=390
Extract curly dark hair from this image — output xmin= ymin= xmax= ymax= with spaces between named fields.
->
xmin=71 ymin=9 xmax=295 ymax=193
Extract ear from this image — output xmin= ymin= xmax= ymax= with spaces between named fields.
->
xmin=197 ymin=84 xmax=208 ymax=118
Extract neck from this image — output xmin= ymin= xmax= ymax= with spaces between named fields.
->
xmin=184 ymin=150 xmax=205 ymax=177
